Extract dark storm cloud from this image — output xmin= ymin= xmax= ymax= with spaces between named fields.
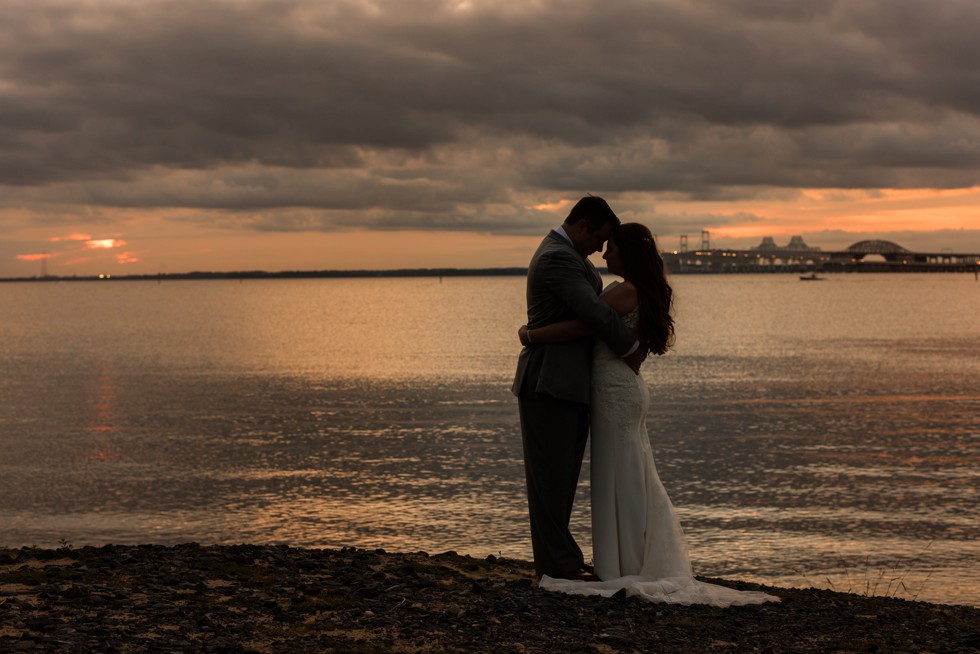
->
xmin=1 ymin=0 xmax=978 ymax=230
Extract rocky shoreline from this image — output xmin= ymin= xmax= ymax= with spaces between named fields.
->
xmin=1 ymin=544 xmax=977 ymax=653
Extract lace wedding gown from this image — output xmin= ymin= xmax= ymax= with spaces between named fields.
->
xmin=541 ymin=303 xmax=778 ymax=607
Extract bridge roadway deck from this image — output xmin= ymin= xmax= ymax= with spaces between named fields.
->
xmin=662 ymin=249 xmax=980 ymax=274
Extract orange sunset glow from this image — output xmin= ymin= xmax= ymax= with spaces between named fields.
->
xmin=15 ymin=253 xmax=54 ymax=262
xmin=1 ymin=1 xmax=979 ymax=278
xmin=86 ymin=239 xmax=127 ymax=250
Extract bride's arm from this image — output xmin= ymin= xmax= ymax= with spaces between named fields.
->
xmin=519 ymin=282 xmax=638 ymax=346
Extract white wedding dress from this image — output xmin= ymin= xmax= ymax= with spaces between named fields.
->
xmin=541 ymin=301 xmax=778 ymax=607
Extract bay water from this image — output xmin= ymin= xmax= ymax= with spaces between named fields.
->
xmin=1 ymin=274 xmax=977 ymax=606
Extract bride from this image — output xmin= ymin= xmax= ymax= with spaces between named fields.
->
xmin=519 ymin=223 xmax=777 ymax=607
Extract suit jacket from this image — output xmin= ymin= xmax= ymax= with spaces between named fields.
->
xmin=512 ymin=230 xmax=637 ymax=405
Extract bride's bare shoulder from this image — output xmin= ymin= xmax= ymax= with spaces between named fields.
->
xmin=600 ymin=281 xmax=638 ymax=315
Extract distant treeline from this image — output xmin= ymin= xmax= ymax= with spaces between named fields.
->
xmin=0 ymin=268 xmax=531 ymax=282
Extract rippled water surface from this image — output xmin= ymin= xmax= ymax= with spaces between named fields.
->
xmin=1 ymin=274 xmax=977 ymax=606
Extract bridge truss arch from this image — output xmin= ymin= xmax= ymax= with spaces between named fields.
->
xmin=845 ymin=240 xmax=911 ymax=261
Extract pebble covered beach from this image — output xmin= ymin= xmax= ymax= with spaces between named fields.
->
xmin=1 ymin=544 xmax=978 ymax=653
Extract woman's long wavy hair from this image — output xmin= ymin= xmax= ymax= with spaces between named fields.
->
xmin=610 ymin=223 xmax=675 ymax=355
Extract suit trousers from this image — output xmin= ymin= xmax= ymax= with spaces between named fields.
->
xmin=518 ymin=393 xmax=590 ymax=577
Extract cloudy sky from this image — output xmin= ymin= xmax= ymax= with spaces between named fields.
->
xmin=2 ymin=0 xmax=979 ymax=277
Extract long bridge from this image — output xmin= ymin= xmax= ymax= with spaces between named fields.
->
xmin=661 ymin=234 xmax=980 ymax=274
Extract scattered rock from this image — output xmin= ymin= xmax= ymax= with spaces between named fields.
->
xmin=0 ymin=544 xmax=976 ymax=653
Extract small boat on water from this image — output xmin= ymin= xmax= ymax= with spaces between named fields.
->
xmin=800 ymin=272 xmax=825 ymax=281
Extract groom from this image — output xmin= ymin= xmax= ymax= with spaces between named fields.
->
xmin=512 ymin=195 xmax=643 ymax=580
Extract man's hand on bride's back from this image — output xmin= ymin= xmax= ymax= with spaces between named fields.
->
xmin=624 ymin=347 xmax=648 ymax=374
xmin=518 ymin=325 xmax=531 ymax=347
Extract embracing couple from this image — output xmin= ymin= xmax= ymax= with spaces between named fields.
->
xmin=512 ymin=196 xmax=777 ymax=606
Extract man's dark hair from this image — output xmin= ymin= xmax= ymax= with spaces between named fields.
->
xmin=563 ymin=195 xmax=620 ymax=232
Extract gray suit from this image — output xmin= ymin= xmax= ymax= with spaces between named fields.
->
xmin=512 ymin=230 xmax=636 ymax=576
